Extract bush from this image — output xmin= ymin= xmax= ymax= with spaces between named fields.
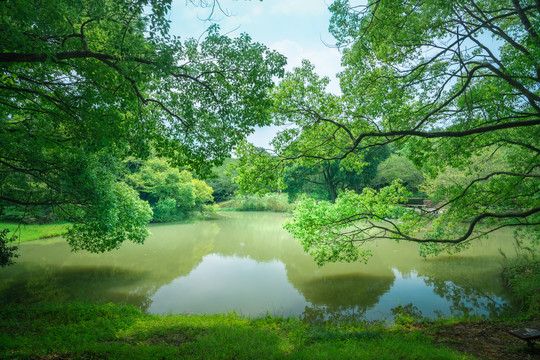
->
xmin=0 ymin=228 xmax=18 ymax=267
xmin=153 ymin=197 xmax=177 ymax=223
xmin=125 ymin=158 xmax=215 ymax=222
xmin=391 ymin=303 xmax=423 ymax=327
xmin=503 ymin=261 xmax=540 ymax=318
xmin=221 ymin=193 xmax=294 ymax=212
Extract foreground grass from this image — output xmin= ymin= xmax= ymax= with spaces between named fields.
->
xmin=1 ymin=222 xmax=70 ymax=243
xmin=0 ymin=303 xmax=472 ymax=360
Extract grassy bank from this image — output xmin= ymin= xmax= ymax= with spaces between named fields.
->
xmin=219 ymin=193 xmax=294 ymax=212
xmin=0 ymin=303 xmax=472 ymax=360
xmin=1 ymin=222 xmax=70 ymax=243
xmin=502 ymin=260 xmax=540 ymax=318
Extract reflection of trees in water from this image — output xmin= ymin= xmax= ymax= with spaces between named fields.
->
xmin=210 ymin=212 xmax=297 ymax=263
xmin=0 ymin=221 xmax=224 ymax=309
xmin=301 ymin=304 xmax=368 ymax=325
xmin=1 ymin=213 xmax=518 ymax=319
xmin=0 ymin=264 xmax=154 ymax=311
xmin=297 ymin=273 xmax=394 ymax=308
xmin=294 ymin=273 xmax=394 ymax=324
xmin=0 ymin=267 xmax=70 ymax=305
xmin=423 ymin=277 xmax=514 ymax=318
xmin=415 ymin=256 xmax=517 ymax=318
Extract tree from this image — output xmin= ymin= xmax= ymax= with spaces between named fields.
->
xmin=205 ymin=158 xmax=239 ymax=203
xmin=125 ymin=158 xmax=215 ymax=222
xmin=0 ymin=0 xmax=285 ymax=264
xmin=236 ymin=0 xmax=539 ymax=265
xmin=283 ymin=146 xmax=389 ymax=202
xmin=371 ymin=153 xmax=425 ymax=194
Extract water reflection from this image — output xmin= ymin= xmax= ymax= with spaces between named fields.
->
xmin=300 ymin=273 xmax=394 ymax=307
xmin=0 ymin=264 xmax=153 ymax=310
xmin=0 ymin=212 xmax=519 ymax=321
xmin=148 ymin=254 xmax=306 ymax=316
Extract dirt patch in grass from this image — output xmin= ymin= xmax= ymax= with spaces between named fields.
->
xmin=425 ymin=321 xmax=540 ymax=359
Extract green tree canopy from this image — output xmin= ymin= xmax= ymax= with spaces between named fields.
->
xmin=371 ymin=153 xmax=424 ymax=194
xmin=0 ymin=0 xmax=285 ymax=265
xmin=283 ymin=145 xmax=389 ymax=202
xmin=236 ymin=0 xmax=539 ymax=264
xmin=125 ymin=158 xmax=215 ymax=222
xmin=205 ymin=158 xmax=239 ymax=202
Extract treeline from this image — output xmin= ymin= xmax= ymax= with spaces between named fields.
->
xmin=1 ymin=158 xmax=217 ymax=226
xmin=210 ymin=147 xmax=425 ymax=206
xmin=2 ymin=144 xmax=499 ymax=225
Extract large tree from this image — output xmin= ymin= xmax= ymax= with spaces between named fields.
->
xmin=283 ymin=145 xmax=389 ymax=203
xmin=125 ymin=158 xmax=215 ymax=222
xmin=0 ymin=0 xmax=285 ymax=265
xmin=236 ymin=0 xmax=539 ymax=265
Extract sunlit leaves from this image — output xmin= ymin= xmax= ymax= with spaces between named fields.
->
xmin=232 ymin=141 xmax=284 ymax=195
xmin=285 ymin=180 xmax=412 ymax=266
xmin=66 ymin=178 xmax=153 ymax=253
xmin=238 ymin=0 xmax=539 ymax=266
xmin=125 ymin=158 xmax=215 ymax=222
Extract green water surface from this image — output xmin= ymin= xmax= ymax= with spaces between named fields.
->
xmin=0 ymin=212 xmax=519 ymax=322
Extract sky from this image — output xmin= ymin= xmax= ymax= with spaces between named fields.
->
xmin=167 ymin=0 xmax=344 ymax=148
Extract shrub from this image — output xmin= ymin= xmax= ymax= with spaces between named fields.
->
xmin=222 ymin=193 xmax=294 ymax=212
xmin=391 ymin=303 xmax=423 ymax=327
xmin=503 ymin=261 xmax=540 ymax=318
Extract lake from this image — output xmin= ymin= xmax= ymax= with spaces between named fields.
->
xmin=0 ymin=212 xmax=519 ymax=323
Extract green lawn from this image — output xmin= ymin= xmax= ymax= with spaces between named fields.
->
xmin=1 ymin=222 xmax=70 ymax=243
xmin=0 ymin=302 xmax=473 ymax=360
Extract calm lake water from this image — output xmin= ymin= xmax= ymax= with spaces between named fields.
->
xmin=0 ymin=212 xmax=519 ymax=322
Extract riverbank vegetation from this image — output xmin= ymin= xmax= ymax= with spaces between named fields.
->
xmin=125 ymin=158 xmax=217 ymax=222
xmin=3 ymin=301 xmax=539 ymax=359
xmin=219 ymin=193 xmax=294 ymax=212
xmin=0 ymin=222 xmax=69 ymax=243
xmin=503 ymin=260 xmax=540 ymax=318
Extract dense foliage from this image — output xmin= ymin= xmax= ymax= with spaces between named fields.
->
xmin=236 ymin=0 xmax=540 ymax=264
xmin=126 ymin=158 xmax=216 ymax=222
xmin=283 ymin=146 xmax=390 ymax=202
xmin=205 ymin=158 xmax=239 ymax=203
xmin=372 ymin=154 xmax=424 ymax=194
xmin=503 ymin=261 xmax=540 ymax=318
xmin=0 ymin=0 xmax=285 ymax=264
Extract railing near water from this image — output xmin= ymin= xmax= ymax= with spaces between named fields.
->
xmin=402 ymin=198 xmax=444 ymax=214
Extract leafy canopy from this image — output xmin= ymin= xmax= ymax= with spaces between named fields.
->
xmin=0 ymin=0 xmax=285 ymax=264
xmin=125 ymin=158 xmax=216 ymax=222
xmin=236 ymin=0 xmax=540 ymax=264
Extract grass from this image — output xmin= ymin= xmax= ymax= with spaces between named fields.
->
xmin=219 ymin=193 xmax=295 ymax=212
xmin=0 ymin=302 xmax=473 ymax=360
xmin=502 ymin=260 xmax=540 ymax=318
xmin=0 ymin=222 xmax=70 ymax=243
